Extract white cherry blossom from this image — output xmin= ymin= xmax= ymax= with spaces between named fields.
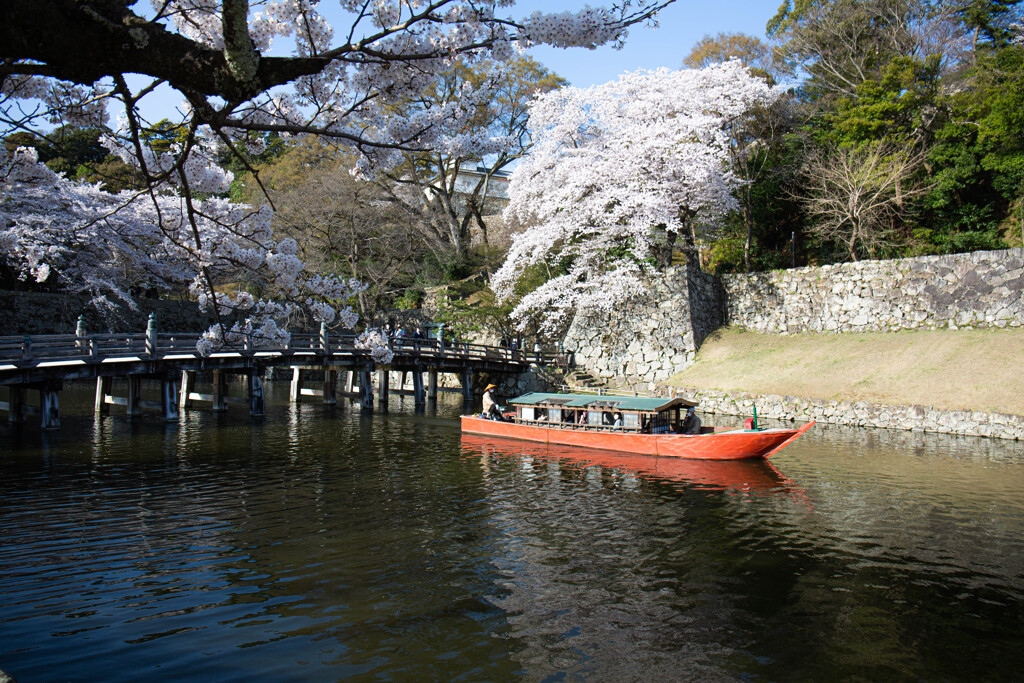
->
xmin=493 ymin=60 xmax=776 ymax=334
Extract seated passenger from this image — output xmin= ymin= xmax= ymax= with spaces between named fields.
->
xmin=681 ymin=407 xmax=702 ymax=435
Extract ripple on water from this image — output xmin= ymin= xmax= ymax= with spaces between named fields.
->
xmin=1 ymin=391 xmax=1024 ymax=681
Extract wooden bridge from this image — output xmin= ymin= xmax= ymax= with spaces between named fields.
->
xmin=0 ymin=315 xmax=564 ymax=430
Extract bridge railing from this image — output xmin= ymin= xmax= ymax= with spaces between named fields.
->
xmin=0 ymin=330 xmax=556 ymax=367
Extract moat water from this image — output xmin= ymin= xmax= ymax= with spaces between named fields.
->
xmin=1 ymin=383 xmax=1023 ymax=681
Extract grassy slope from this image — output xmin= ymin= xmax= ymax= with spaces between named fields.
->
xmin=666 ymin=327 xmax=1024 ymax=416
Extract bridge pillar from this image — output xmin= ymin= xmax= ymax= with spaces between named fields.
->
xmin=323 ymin=368 xmax=337 ymax=405
xmin=179 ymin=371 xmax=195 ymax=409
xmin=94 ymin=377 xmax=111 ymax=415
xmin=461 ymin=368 xmax=474 ymax=403
xmin=212 ymin=370 xmax=229 ymax=412
xmin=377 ymin=368 xmax=389 ymax=408
xmin=8 ymin=386 xmax=27 ymax=424
xmin=127 ymin=376 xmax=143 ymax=418
xmin=343 ymin=369 xmax=354 ymax=394
xmin=40 ymin=384 xmax=60 ymax=430
xmin=359 ymin=368 xmax=373 ymax=410
xmin=161 ymin=375 xmax=179 ymax=421
xmin=248 ymin=370 xmax=265 ymax=416
xmin=412 ymin=367 xmax=425 ymax=405
xmin=428 ymin=370 xmax=438 ymax=401
xmin=289 ymin=368 xmax=301 ymax=403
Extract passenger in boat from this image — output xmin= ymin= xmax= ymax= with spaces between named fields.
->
xmin=482 ymin=384 xmax=504 ymax=421
xmin=612 ymin=412 xmax=623 ymax=427
xmin=681 ymin=407 xmax=702 ymax=434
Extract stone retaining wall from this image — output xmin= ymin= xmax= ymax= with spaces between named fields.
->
xmin=675 ymin=388 xmax=1024 ymax=441
xmin=561 ymin=249 xmax=1024 ymax=439
xmin=0 ymin=291 xmax=214 ymax=335
xmin=564 ymin=265 xmax=723 ymax=386
xmin=723 ymin=248 xmax=1024 ymax=334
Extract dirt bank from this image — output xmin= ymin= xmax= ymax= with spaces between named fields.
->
xmin=666 ymin=327 xmax=1024 ymax=416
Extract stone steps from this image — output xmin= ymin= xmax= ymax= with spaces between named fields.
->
xmin=566 ymin=370 xmax=605 ymax=390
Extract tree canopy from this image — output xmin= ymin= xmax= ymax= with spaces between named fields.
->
xmin=1 ymin=0 xmax=673 ymax=351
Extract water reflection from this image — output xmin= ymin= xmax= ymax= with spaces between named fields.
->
xmin=461 ymin=433 xmax=802 ymax=495
xmin=1 ymin=386 xmax=1023 ymax=681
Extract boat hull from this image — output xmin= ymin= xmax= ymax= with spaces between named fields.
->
xmin=460 ymin=415 xmax=814 ymax=460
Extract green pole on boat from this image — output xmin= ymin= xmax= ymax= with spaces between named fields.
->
xmin=752 ymin=405 xmax=758 ymax=431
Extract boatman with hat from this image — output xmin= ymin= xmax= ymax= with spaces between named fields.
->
xmin=482 ymin=384 xmax=504 ymax=421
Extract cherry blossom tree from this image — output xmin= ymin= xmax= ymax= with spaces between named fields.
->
xmin=492 ymin=60 xmax=777 ymax=334
xmin=1 ymin=0 xmax=671 ymax=356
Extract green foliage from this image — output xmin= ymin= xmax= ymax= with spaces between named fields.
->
xmin=824 ymin=56 xmax=942 ymax=147
xmin=3 ymin=126 xmax=145 ymax=192
xmin=393 ymin=288 xmax=424 ymax=310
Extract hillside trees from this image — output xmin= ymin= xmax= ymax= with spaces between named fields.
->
xmin=373 ymin=57 xmax=567 ymax=270
xmin=492 ymin=61 xmax=776 ymax=333
xmin=234 ymin=139 xmax=424 ymax=322
xmin=1 ymin=0 xmax=672 ymax=350
xmin=751 ymin=0 xmax=1024 ymax=263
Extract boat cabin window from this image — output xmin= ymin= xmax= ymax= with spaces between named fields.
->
xmin=622 ymin=413 xmax=640 ymax=429
xmin=588 ymin=410 xmax=603 ymax=425
xmin=521 ymin=406 xmax=534 ymax=421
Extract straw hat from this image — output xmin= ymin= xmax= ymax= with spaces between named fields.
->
xmin=485 ymin=384 xmax=497 ymax=391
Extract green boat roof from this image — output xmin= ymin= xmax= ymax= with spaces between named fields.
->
xmin=508 ymin=392 xmax=696 ymax=412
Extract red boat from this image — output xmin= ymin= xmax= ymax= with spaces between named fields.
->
xmin=462 ymin=392 xmax=814 ymax=461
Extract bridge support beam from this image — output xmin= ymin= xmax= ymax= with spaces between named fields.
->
xmin=8 ymin=386 xmax=27 ymax=424
xmin=359 ymin=368 xmax=373 ymax=410
xmin=248 ymin=370 xmax=265 ymax=416
xmin=127 ymin=376 xmax=143 ymax=418
xmin=428 ymin=371 xmax=438 ymax=401
xmin=161 ymin=375 xmax=179 ymax=421
xmin=343 ymin=369 xmax=354 ymax=394
xmin=323 ymin=368 xmax=337 ymax=405
xmin=94 ymin=377 xmax=111 ymax=416
xmin=40 ymin=384 xmax=60 ymax=430
xmin=212 ymin=370 xmax=228 ymax=412
xmin=377 ymin=368 xmax=389 ymax=409
xmin=412 ymin=367 xmax=425 ymax=405
xmin=290 ymin=367 xmax=301 ymax=403
xmin=461 ymin=368 xmax=473 ymax=403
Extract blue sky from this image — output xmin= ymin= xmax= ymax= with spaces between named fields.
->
xmin=517 ymin=0 xmax=780 ymax=88
xmin=131 ymin=0 xmax=782 ymax=122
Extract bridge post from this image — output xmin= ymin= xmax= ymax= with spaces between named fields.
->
xmin=40 ymin=383 xmax=60 ymax=430
xmin=323 ymin=368 xmax=337 ymax=405
xmin=320 ymin=322 xmax=330 ymax=353
xmin=290 ymin=368 xmax=301 ymax=403
xmin=8 ymin=386 xmax=27 ymax=424
xmin=359 ymin=367 xmax=373 ymax=410
xmin=412 ymin=367 xmax=425 ymax=405
xmin=212 ymin=370 xmax=228 ymax=411
xmin=94 ymin=377 xmax=109 ymax=415
xmin=76 ymin=315 xmax=87 ymax=352
xmin=343 ymin=369 xmax=354 ymax=394
xmin=127 ymin=376 xmax=143 ymax=417
xmin=248 ymin=369 xmax=265 ymax=416
xmin=428 ymin=370 xmax=438 ymax=401
xmin=146 ymin=313 xmax=157 ymax=356
xmin=461 ymin=368 xmax=474 ymax=403
xmin=180 ymin=370 xmax=195 ymax=410
xmin=377 ymin=368 xmax=389 ymax=408
xmin=161 ymin=375 xmax=179 ymax=421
